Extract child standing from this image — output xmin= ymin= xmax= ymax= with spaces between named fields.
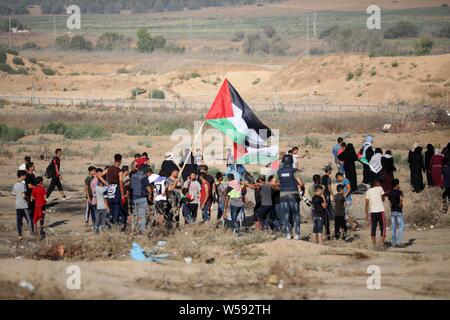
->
xmin=31 ymin=177 xmax=47 ymax=236
xmin=181 ymin=188 xmax=194 ymax=224
xmin=334 ymin=184 xmax=347 ymax=240
xmin=84 ymin=166 xmax=97 ymax=226
xmin=386 ymin=179 xmax=405 ymax=247
xmin=11 ymin=170 xmax=32 ymax=240
xmin=94 ymin=179 xmax=110 ymax=233
xmin=311 ymin=185 xmax=327 ymax=245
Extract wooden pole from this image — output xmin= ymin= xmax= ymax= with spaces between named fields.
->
xmin=178 ymin=120 xmax=206 ymax=177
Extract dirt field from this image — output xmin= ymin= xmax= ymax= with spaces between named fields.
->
xmin=0 ymin=110 xmax=449 ymax=299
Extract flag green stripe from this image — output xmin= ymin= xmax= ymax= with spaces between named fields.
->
xmin=236 ymin=153 xmax=277 ymax=165
xmin=206 ymin=118 xmax=246 ymax=144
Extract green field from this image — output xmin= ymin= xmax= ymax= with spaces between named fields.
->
xmin=8 ymin=6 xmax=450 ymax=41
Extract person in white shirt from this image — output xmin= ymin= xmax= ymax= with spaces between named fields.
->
xmin=365 ymin=178 xmax=386 ymax=246
xmin=18 ymin=156 xmax=31 ymax=171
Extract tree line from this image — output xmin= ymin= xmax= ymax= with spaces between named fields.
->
xmin=0 ymin=0 xmax=281 ymax=15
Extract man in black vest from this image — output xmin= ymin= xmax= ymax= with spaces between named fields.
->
xmin=271 ymin=154 xmax=305 ymax=240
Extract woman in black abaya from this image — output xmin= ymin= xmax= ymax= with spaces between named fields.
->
xmin=424 ymin=144 xmax=435 ymax=187
xmin=337 ymin=143 xmax=358 ymax=192
xmin=408 ymin=146 xmax=425 ymax=193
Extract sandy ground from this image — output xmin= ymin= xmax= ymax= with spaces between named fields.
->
xmin=1 ymin=52 xmax=449 ymax=106
xmin=0 ymin=124 xmax=449 ymax=299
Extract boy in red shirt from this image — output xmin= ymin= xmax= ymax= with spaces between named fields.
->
xmin=32 ymin=176 xmax=47 ymax=236
xmin=199 ymin=173 xmax=211 ymax=222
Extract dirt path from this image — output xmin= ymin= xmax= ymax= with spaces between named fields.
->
xmin=1 ymin=192 xmax=449 ymax=299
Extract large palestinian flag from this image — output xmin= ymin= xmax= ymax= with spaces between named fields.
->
xmin=205 ymin=79 xmax=278 ymax=164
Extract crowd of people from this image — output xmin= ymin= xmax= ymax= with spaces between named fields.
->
xmin=10 ymin=137 xmax=450 ymax=248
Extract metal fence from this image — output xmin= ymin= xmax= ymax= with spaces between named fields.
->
xmin=0 ymin=94 xmax=421 ymax=114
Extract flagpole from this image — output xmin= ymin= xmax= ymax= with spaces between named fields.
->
xmin=179 ymin=120 xmax=206 ymax=178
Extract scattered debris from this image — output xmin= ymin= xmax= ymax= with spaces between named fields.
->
xmin=130 ymin=242 xmax=169 ymax=262
xmin=18 ymin=281 xmax=34 ymax=292
xmin=184 ymin=257 xmax=193 ymax=265
xmin=33 ymin=244 xmax=65 ymax=261
xmin=382 ymin=124 xmax=391 ymax=132
xmin=267 ymin=274 xmax=278 ymax=286
xmin=277 ymin=280 xmax=284 ymax=289
xmin=205 ymin=257 xmax=215 ymax=264
xmin=156 ymin=240 xmax=166 ymax=248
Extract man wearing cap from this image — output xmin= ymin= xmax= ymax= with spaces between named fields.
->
xmin=130 ymin=165 xmax=153 ymax=233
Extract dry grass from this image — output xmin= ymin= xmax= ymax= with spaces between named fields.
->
xmin=407 ymin=188 xmax=449 ymax=227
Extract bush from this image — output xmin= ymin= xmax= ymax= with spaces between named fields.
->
xmin=0 ymin=124 xmax=25 ymax=141
xmin=40 ymin=122 xmax=67 ymax=135
xmin=243 ymin=29 xmax=289 ymax=56
xmin=14 ymin=67 xmax=28 ymax=75
xmin=55 ymin=34 xmax=71 ymax=50
xmin=384 ymin=21 xmax=418 ymax=39
xmin=0 ymin=63 xmax=13 ymax=73
xmin=6 ymin=48 xmax=19 ymax=56
xmin=40 ymin=122 xmax=109 ymax=139
xmin=63 ymin=125 xmax=110 ymax=139
xmin=137 ymin=28 xmax=153 ymax=53
xmin=12 ymin=57 xmax=24 ymax=65
xmin=29 ymin=57 xmax=37 ymax=64
xmin=433 ymin=24 xmax=450 ymax=38
xmin=70 ymin=35 xmax=93 ymax=51
xmin=117 ymin=67 xmax=128 ymax=74
xmin=346 ymin=72 xmax=354 ymax=81
xmin=42 ymin=67 xmax=56 ymax=76
xmin=232 ymin=31 xmax=245 ymax=42
xmin=415 ymin=37 xmax=434 ymax=56
xmin=391 ymin=61 xmax=399 ymax=67
xmin=163 ymin=43 xmax=186 ymax=54
xmin=152 ymin=35 xmax=167 ymax=50
xmin=22 ymin=42 xmax=39 ymax=50
xmin=322 ymin=28 xmax=383 ymax=54
xmin=150 ymin=89 xmax=165 ymax=99
xmin=0 ymin=49 xmax=6 ymax=63
xmin=96 ymin=32 xmax=128 ymax=50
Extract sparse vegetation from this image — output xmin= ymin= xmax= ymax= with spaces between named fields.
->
xmin=12 ymin=57 xmax=24 ymax=65
xmin=150 ymin=89 xmax=165 ymax=100
xmin=384 ymin=21 xmax=418 ymax=39
xmin=0 ymin=124 xmax=26 ymax=141
xmin=415 ymin=37 xmax=434 ymax=55
xmin=41 ymin=67 xmax=56 ymax=76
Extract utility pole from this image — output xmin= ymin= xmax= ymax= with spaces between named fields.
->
xmin=313 ymin=12 xmax=317 ymax=38
xmin=53 ymin=16 xmax=56 ymax=46
xmin=306 ymin=14 xmax=309 ymax=57
xmin=8 ymin=16 xmax=11 ymax=48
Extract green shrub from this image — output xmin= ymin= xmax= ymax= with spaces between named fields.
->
xmin=0 ymin=124 xmax=25 ymax=141
xmin=63 ymin=125 xmax=109 ymax=139
xmin=96 ymin=32 xmax=128 ymax=50
xmin=0 ymin=49 xmax=6 ymax=63
xmin=29 ymin=57 xmax=37 ymax=64
xmin=150 ymin=89 xmax=165 ymax=99
xmin=6 ymin=48 xmax=19 ymax=56
xmin=40 ymin=122 xmax=67 ymax=135
xmin=415 ymin=37 xmax=434 ymax=56
xmin=346 ymin=72 xmax=354 ymax=81
xmin=39 ymin=122 xmax=109 ymax=139
xmin=433 ymin=24 xmax=450 ymax=38
xmin=12 ymin=57 xmax=24 ymax=65
xmin=42 ymin=67 xmax=56 ymax=76
xmin=0 ymin=63 xmax=13 ymax=73
xmin=384 ymin=21 xmax=418 ymax=39
xmin=14 ymin=67 xmax=28 ymax=75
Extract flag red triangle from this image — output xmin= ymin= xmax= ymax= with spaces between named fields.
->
xmin=205 ymin=79 xmax=234 ymax=120
xmin=233 ymin=142 xmax=247 ymax=161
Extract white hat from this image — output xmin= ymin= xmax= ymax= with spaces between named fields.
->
xmin=165 ymin=152 xmax=174 ymax=160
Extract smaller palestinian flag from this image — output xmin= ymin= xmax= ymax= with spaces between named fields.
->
xmin=233 ymin=142 xmax=279 ymax=165
xmin=205 ymin=79 xmax=278 ymax=164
